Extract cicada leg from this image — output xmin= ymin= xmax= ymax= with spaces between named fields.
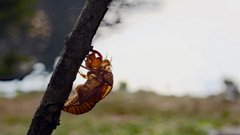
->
xmin=92 ymin=50 xmax=103 ymax=60
xmin=78 ymin=71 xmax=88 ymax=79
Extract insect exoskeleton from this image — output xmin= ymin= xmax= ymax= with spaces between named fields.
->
xmin=62 ymin=50 xmax=113 ymax=114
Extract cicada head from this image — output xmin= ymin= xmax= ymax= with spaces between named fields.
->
xmin=85 ymin=50 xmax=103 ymax=69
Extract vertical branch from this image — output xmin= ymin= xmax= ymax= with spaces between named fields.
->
xmin=27 ymin=0 xmax=112 ymax=134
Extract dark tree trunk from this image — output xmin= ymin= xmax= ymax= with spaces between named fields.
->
xmin=27 ymin=0 xmax=112 ymax=134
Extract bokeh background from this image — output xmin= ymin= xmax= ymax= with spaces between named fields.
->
xmin=0 ymin=0 xmax=240 ymax=134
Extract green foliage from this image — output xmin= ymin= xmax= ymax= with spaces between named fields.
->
xmin=224 ymin=79 xmax=234 ymax=85
xmin=0 ymin=0 xmax=38 ymax=37
xmin=0 ymin=49 xmax=31 ymax=77
xmin=4 ymin=116 xmax=30 ymax=125
xmin=0 ymin=91 xmax=240 ymax=134
xmin=0 ymin=116 xmax=31 ymax=135
xmin=164 ymin=125 xmax=206 ymax=135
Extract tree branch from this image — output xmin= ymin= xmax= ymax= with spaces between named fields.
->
xmin=27 ymin=0 xmax=112 ymax=134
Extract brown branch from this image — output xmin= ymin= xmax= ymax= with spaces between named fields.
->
xmin=27 ymin=0 xmax=112 ymax=134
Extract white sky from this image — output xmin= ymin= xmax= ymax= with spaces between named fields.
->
xmin=1 ymin=0 xmax=240 ymax=97
xmin=92 ymin=0 xmax=240 ymax=97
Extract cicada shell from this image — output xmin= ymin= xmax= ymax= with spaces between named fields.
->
xmin=62 ymin=50 xmax=113 ymax=115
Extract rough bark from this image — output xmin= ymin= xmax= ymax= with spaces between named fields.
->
xmin=27 ymin=0 xmax=112 ymax=134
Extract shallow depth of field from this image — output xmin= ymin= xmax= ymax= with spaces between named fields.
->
xmin=2 ymin=0 xmax=240 ymax=134
xmin=0 ymin=90 xmax=239 ymax=135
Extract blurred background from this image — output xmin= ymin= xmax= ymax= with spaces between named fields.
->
xmin=1 ymin=0 xmax=240 ymax=134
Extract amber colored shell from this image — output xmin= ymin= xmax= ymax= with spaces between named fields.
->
xmin=62 ymin=50 xmax=113 ymax=115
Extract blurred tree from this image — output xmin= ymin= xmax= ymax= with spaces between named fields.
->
xmin=0 ymin=0 xmax=85 ymax=79
xmin=0 ymin=0 xmax=37 ymax=80
xmin=119 ymin=81 xmax=127 ymax=91
xmin=224 ymin=79 xmax=239 ymax=102
xmin=0 ymin=0 xmax=38 ymax=38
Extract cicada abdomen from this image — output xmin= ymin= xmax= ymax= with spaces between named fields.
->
xmin=63 ymin=84 xmax=113 ymax=114
xmin=62 ymin=95 xmax=96 ymax=114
